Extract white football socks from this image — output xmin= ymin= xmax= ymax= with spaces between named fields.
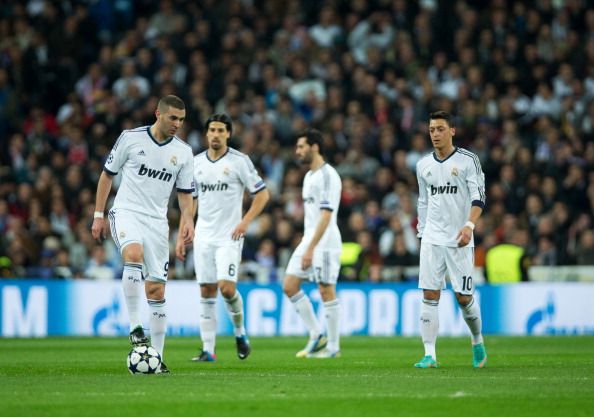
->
xmin=420 ymin=298 xmax=439 ymax=359
xmin=461 ymin=297 xmax=484 ymax=345
xmin=122 ymin=262 xmax=143 ymax=332
xmin=199 ymin=297 xmax=217 ymax=353
xmin=324 ymin=299 xmax=340 ymax=352
xmin=290 ymin=290 xmax=321 ymax=340
xmin=148 ymin=298 xmax=167 ymax=359
xmin=224 ymin=291 xmax=246 ymax=337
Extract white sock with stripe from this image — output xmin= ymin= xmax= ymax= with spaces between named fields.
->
xmin=324 ymin=299 xmax=340 ymax=352
xmin=200 ymin=297 xmax=217 ymax=353
xmin=461 ymin=297 xmax=484 ymax=345
xmin=290 ymin=290 xmax=321 ymax=340
xmin=122 ymin=262 xmax=143 ymax=332
xmin=148 ymin=298 xmax=167 ymax=359
xmin=420 ymin=299 xmax=439 ymax=359
xmin=224 ymin=291 xmax=246 ymax=337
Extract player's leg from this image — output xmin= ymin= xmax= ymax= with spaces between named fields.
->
xmin=215 ymin=241 xmax=250 ymax=358
xmin=145 ymin=281 xmax=166 ymax=358
xmin=142 ymin=220 xmax=170 ymax=372
xmin=193 ymin=241 xmax=218 ymax=361
xmin=196 ymin=283 xmax=218 ymax=361
xmin=110 ymin=209 xmax=148 ymax=345
xmin=283 ymin=244 xmax=325 ymax=357
xmin=415 ymin=243 xmax=446 ymax=368
xmin=219 ymin=279 xmax=250 ymax=359
xmin=448 ymin=247 xmax=487 ymax=368
xmin=308 ymin=249 xmax=341 ymax=358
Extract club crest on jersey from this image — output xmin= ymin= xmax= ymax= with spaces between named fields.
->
xmin=431 ymin=182 xmax=458 ymax=195
xmin=170 ymin=156 xmax=177 ymax=166
xmin=120 ymin=231 xmax=126 ymax=238
xmin=451 ymin=167 xmax=459 ymax=176
xmin=223 ymin=166 xmax=230 ymax=176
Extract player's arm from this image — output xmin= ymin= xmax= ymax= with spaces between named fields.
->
xmin=231 ymin=188 xmax=270 ymax=240
xmin=301 ymin=209 xmax=332 ymax=270
xmin=91 ymin=171 xmax=113 ymax=242
xmin=457 ymin=157 xmax=486 ymax=247
xmin=416 ymin=163 xmax=428 ymax=239
xmin=175 ymin=193 xmax=195 ymax=261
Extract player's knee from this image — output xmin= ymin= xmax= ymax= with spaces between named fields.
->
xmin=122 ymin=244 xmax=143 ymax=263
xmin=200 ymin=284 xmax=217 ymax=298
xmin=219 ymin=283 xmax=236 ymax=299
xmin=146 ymin=282 xmax=165 ymax=300
xmin=423 ymin=289 xmax=440 ymax=301
xmin=456 ymin=293 xmax=472 ymax=306
xmin=318 ymin=284 xmax=336 ymax=302
xmin=283 ymin=277 xmax=300 ymax=297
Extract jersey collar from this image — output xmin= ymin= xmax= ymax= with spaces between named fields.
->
xmin=147 ymin=126 xmax=174 ymax=147
xmin=206 ymin=148 xmax=229 ymax=163
xmin=432 ymin=146 xmax=457 ymax=163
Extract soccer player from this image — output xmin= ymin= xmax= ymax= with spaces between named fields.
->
xmin=177 ymin=113 xmax=269 ymax=362
xmin=282 ymin=129 xmax=342 ymax=358
xmin=414 ymin=110 xmax=487 ymax=368
xmin=91 ymin=95 xmax=195 ymax=374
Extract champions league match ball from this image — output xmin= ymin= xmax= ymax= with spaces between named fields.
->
xmin=126 ymin=345 xmax=161 ymax=374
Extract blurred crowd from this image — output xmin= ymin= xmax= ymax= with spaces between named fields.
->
xmin=1 ymin=0 xmax=594 ymax=283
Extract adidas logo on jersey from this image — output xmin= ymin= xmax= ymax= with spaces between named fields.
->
xmin=431 ymin=182 xmax=458 ymax=195
xmin=138 ymin=164 xmax=173 ymax=182
xmin=137 ymin=150 xmax=146 ymax=156
xmin=200 ymin=181 xmax=229 ymax=192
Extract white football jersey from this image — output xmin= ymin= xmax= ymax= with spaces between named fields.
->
xmin=193 ymin=148 xmax=266 ymax=242
xmin=104 ymin=126 xmax=194 ymax=219
xmin=416 ymin=147 xmax=486 ymax=247
xmin=302 ymin=163 xmax=342 ymax=250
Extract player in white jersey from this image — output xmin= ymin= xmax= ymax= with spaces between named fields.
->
xmin=414 ymin=111 xmax=487 ymax=369
xmin=283 ymin=129 xmax=342 ymax=358
xmin=91 ymin=95 xmax=195 ymax=374
xmin=176 ymin=113 xmax=269 ymax=362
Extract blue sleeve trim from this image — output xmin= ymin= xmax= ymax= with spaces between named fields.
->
xmin=251 ymin=185 xmax=267 ymax=195
xmin=471 ymin=200 xmax=485 ymax=209
xmin=176 ymin=188 xmax=194 ymax=194
xmin=103 ymin=167 xmax=117 ymax=176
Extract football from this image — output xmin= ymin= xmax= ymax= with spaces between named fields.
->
xmin=126 ymin=345 xmax=161 ymax=374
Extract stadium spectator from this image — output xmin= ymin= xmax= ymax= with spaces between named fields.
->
xmin=0 ymin=1 xmax=593 ymax=284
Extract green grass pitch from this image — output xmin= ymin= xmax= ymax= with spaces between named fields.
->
xmin=0 ymin=336 xmax=592 ymax=417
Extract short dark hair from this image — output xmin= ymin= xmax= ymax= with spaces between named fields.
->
xmin=205 ymin=113 xmax=233 ymax=135
xmin=158 ymin=95 xmax=185 ymax=111
xmin=297 ymin=128 xmax=324 ymax=156
xmin=429 ymin=111 xmax=454 ymax=127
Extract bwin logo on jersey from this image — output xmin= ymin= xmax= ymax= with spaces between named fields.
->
xmin=138 ymin=164 xmax=173 ymax=182
xmin=431 ymin=182 xmax=458 ymax=195
xmin=201 ymin=181 xmax=229 ymax=192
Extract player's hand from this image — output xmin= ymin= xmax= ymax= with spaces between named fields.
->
xmin=456 ymin=226 xmax=472 ymax=247
xmin=301 ymin=248 xmax=314 ymax=270
xmin=180 ymin=222 xmax=194 ymax=245
xmin=232 ymin=221 xmax=248 ymax=240
xmin=175 ymin=237 xmax=187 ymax=261
xmin=91 ymin=218 xmax=107 ymax=243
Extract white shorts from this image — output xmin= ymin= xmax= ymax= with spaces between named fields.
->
xmin=286 ymin=240 xmax=341 ymax=285
xmin=108 ymin=208 xmax=170 ymax=282
xmin=193 ymin=239 xmax=243 ymax=284
xmin=418 ymin=242 xmax=475 ymax=295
